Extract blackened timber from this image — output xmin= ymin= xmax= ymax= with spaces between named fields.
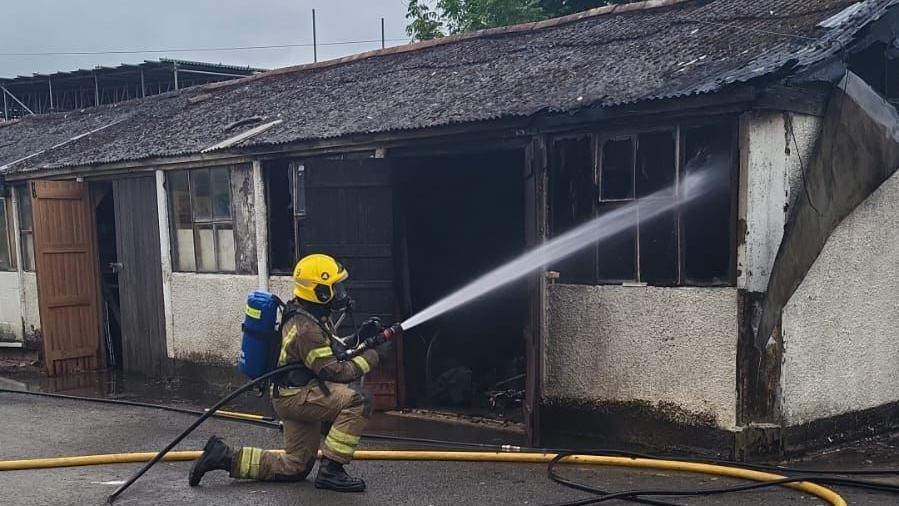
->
xmin=229 ymin=163 xmax=257 ymax=275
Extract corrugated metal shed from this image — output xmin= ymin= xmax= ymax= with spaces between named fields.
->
xmin=1 ymin=0 xmax=896 ymax=175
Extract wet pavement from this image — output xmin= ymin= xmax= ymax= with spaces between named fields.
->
xmin=1 ymin=370 xmax=898 ymax=505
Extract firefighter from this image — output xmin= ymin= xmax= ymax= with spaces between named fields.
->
xmin=188 ymin=254 xmax=390 ymax=492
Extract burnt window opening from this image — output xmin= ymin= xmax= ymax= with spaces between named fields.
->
xmin=848 ymin=41 xmax=899 ymax=108
xmin=549 ymin=122 xmax=735 ymax=287
xmin=265 ymin=159 xmax=303 ymax=274
xmin=636 ymin=130 xmax=678 ymax=285
xmin=682 ymin=124 xmax=734 ymax=283
xmin=600 ymin=137 xmax=634 ymax=200
xmin=549 ymin=136 xmax=596 ymax=284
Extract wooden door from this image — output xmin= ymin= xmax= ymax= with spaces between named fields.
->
xmin=113 ymin=176 xmax=168 ymax=375
xmin=31 ymin=180 xmax=102 ymax=376
xmin=303 ymin=158 xmax=398 ymax=409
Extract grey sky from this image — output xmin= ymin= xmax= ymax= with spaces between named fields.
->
xmin=0 ymin=0 xmax=411 ymax=77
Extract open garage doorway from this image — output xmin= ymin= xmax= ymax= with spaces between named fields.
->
xmin=396 ymin=149 xmax=527 ymax=422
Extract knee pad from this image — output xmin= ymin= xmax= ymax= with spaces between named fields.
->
xmin=348 ymin=383 xmax=374 ymax=417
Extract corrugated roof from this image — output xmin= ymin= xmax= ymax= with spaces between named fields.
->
xmin=1 ymin=0 xmax=896 ymax=175
xmin=0 ymin=58 xmax=264 ymax=84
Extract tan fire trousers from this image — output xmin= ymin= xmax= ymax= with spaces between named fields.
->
xmin=229 ymin=381 xmax=372 ymax=481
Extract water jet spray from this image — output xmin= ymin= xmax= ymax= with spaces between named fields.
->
xmin=400 ymin=168 xmax=724 ymax=332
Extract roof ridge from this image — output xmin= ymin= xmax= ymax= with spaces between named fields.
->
xmin=202 ymin=0 xmax=692 ymax=92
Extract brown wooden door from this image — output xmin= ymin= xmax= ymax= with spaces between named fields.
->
xmin=31 ymin=180 xmax=102 ymax=376
xmin=304 ymin=158 xmax=398 ymax=409
xmin=113 ymin=176 xmax=168 ymax=375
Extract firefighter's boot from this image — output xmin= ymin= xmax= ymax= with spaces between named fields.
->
xmin=189 ymin=436 xmax=234 ymax=486
xmin=314 ymin=457 xmax=366 ymax=492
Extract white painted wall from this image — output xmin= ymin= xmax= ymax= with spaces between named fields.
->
xmin=738 ymin=111 xmax=820 ymax=293
xmin=545 ymin=284 xmax=739 ymax=428
xmin=167 ymin=273 xmax=296 ymax=364
xmin=21 ymin=272 xmax=40 ymax=337
xmin=780 ymin=171 xmax=899 ymax=426
xmin=0 ymin=271 xmax=22 ymax=341
xmin=169 ymin=272 xmax=258 ymax=364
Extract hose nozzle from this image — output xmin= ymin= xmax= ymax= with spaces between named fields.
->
xmin=381 ymin=323 xmax=403 ymax=341
xmin=347 ymin=323 xmax=403 ymax=358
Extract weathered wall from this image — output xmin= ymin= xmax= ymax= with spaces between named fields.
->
xmin=0 ymin=272 xmax=22 ymax=341
xmin=781 ymin=170 xmax=899 ymax=426
xmin=545 ymin=284 xmax=739 ymax=428
xmin=21 ymin=272 xmax=40 ymax=338
xmin=268 ymin=276 xmax=294 ymax=301
xmin=169 ymin=272 xmax=257 ymax=364
xmin=738 ymin=111 xmax=820 ymax=293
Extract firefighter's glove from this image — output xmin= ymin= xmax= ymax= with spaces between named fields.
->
xmin=357 ymin=317 xmax=384 ymax=341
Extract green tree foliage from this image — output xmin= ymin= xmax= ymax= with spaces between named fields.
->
xmin=406 ymin=0 xmax=635 ymax=40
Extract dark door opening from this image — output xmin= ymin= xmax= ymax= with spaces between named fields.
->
xmin=93 ymin=182 xmax=122 ymax=369
xmin=397 ymin=149 xmax=527 ymax=421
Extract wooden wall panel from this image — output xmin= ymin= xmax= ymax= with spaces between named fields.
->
xmin=113 ymin=176 xmax=169 ymax=376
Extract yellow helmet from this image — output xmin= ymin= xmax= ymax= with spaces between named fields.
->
xmin=293 ymin=254 xmax=349 ymax=304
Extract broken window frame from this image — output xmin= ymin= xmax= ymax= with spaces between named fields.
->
xmin=166 ymin=167 xmax=236 ymax=273
xmin=0 ymin=194 xmax=16 ymax=271
xmin=15 ymin=186 xmax=34 ymax=272
xmin=549 ymin=119 xmax=737 ymax=287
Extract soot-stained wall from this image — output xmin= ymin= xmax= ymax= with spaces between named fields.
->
xmin=738 ymin=111 xmax=820 ymax=293
xmin=545 ymin=284 xmax=739 ymax=428
xmin=781 ymin=170 xmax=899 ymax=426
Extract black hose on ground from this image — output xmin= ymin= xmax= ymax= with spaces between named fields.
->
xmin=0 ymin=387 xmax=280 ymax=428
xmin=543 ymin=451 xmax=899 ymax=506
xmin=107 ymin=362 xmax=309 ymax=503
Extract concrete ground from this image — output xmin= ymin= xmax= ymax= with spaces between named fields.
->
xmin=1 ymin=386 xmax=898 ymax=505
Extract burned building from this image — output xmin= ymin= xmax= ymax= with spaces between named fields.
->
xmin=1 ymin=0 xmax=898 ymax=457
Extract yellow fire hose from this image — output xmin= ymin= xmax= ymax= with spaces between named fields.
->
xmin=0 ymin=449 xmax=846 ymax=505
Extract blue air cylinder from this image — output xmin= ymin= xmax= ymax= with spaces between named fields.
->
xmin=238 ymin=291 xmax=281 ymax=379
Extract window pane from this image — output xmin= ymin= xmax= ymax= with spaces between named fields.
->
xmin=639 ymin=203 xmax=679 ymax=285
xmin=211 ymin=168 xmax=231 ymax=220
xmin=549 ymin=137 xmax=596 ymax=284
xmin=600 ymin=138 xmax=634 ymax=200
xmin=190 ymin=169 xmax=212 ymax=221
xmin=0 ymin=199 xmax=11 ymax=271
xmin=683 ymin=124 xmax=733 ymax=283
xmin=17 ymin=187 xmax=32 ymax=229
xmin=636 ymin=131 xmax=676 ymax=197
xmin=23 ymin=233 xmax=35 ymax=272
xmin=595 ymin=202 xmax=636 ymax=283
xmin=168 ymin=171 xmax=196 ymax=271
xmin=195 ymin=225 xmax=216 ymax=272
xmin=293 ymin=163 xmax=307 ymax=217
xmin=175 ymin=228 xmax=196 ymax=271
xmin=216 ymin=224 xmax=236 ymax=272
